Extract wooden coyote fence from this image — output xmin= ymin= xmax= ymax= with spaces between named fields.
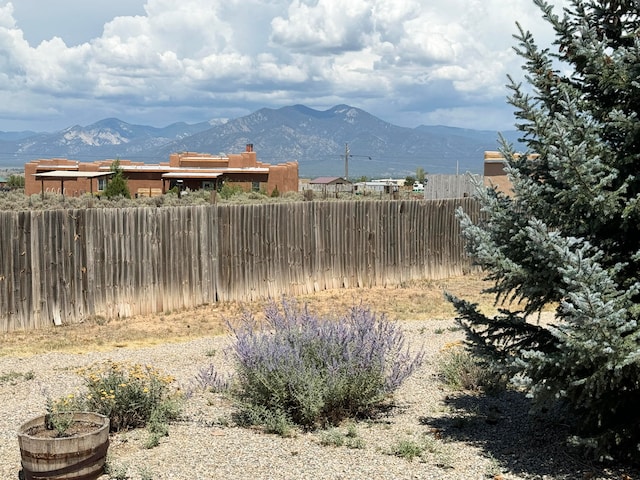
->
xmin=423 ymin=174 xmax=481 ymax=200
xmin=0 ymin=199 xmax=480 ymax=331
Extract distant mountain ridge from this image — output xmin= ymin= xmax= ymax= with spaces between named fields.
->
xmin=0 ymin=105 xmax=520 ymax=178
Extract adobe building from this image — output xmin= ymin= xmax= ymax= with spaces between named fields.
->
xmin=24 ymin=144 xmax=298 ymax=197
xmin=483 ymin=151 xmax=512 ymax=194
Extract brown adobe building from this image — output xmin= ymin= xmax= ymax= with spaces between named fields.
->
xmin=483 ymin=151 xmax=513 ymax=194
xmin=484 ymin=150 xmax=542 ymax=195
xmin=24 ymin=144 xmax=298 ymax=197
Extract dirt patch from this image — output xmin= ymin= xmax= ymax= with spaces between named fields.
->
xmin=2 ymin=274 xmax=504 ymax=357
xmin=25 ymin=420 xmax=103 ymax=438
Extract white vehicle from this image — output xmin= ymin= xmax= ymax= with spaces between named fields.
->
xmin=412 ymin=181 xmax=424 ymax=192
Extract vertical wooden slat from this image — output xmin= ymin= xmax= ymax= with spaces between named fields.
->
xmin=256 ymin=204 xmax=268 ymax=299
xmin=29 ymin=212 xmax=43 ymax=329
xmin=151 ymin=207 xmax=163 ymax=312
xmin=7 ymin=213 xmax=18 ymax=330
xmin=209 ymin=204 xmax=218 ymax=303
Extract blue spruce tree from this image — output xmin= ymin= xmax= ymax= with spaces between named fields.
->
xmin=449 ymin=0 xmax=640 ymax=462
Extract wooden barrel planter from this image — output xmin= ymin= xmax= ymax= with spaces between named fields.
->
xmin=17 ymin=412 xmax=110 ymax=480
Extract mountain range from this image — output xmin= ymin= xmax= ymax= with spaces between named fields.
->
xmin=0 ymin=105 xmax=521 ymax=178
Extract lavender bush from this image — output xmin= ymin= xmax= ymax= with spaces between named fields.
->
xmin=228 ymin=299 xmax=424 ymax=430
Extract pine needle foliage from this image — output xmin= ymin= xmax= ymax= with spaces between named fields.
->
xmin=449 ymin=0 xmax=640 ymax=462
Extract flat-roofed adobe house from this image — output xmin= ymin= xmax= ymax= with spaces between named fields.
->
xmin=24 ymin=144 xmax=298 ymax=197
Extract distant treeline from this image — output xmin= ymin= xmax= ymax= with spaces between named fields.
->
xmin=0 ymin=199 xmax=480 ymax=331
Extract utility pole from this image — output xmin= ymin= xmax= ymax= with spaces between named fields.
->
xmin=344 ymin=143 xmax=350 ymax=180
xmin=341 ymin=143 xmax=370 ymax=182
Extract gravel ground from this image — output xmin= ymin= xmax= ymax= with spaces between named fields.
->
xmin=1 ymin=318 xmax=637 ymax=480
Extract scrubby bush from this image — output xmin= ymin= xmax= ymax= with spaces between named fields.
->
xmin=0 ymin=184 xmax=376 ymax=210
xmin=391 ymin=439 xmax=425 ymax=462
xmin=218 ymin=182 xmax=244 ymax=199
xmin=6 ymin=174 xmax=25 ymax=189
xmin=52 ymin=360 xmax=183 ymax=433
xmin=227 ymin=299 xmax=423 ymax=431
xmin=437 ymin=342 xmax=504 ymax=393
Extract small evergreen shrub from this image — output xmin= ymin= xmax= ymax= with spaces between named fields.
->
xmin=227 ymin=299 xmax=423 ymax=431
xmin=104 ymin=160 xmax=131 ymax=199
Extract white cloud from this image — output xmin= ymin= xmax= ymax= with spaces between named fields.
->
xmin=270 ymin=0 xmax=374 ymax=53
xmin=0 ymin=0 xmax=572 ymax=132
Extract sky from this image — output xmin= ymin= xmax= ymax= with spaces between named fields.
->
xmin=0 ymin=0 xmax=569 ymax=133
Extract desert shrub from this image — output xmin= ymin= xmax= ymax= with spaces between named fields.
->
xmin=70 ymin=360 xmax=183 ymax=432
xmin=245 ymin=190 xmax=265 ymax=200
xmin=320 ymin=428 xmax=345 ymax=447
xmin=0 ymin=186 xmax=383 ymax=211
xmin=6 ymin=174 xmax=25 ymax=188
xmin=391 ymin=439 xmax=425 ymax=461
xmin=0 ymin=370 xmax=34 ymax=385
xmin=437 ymin=343 xmax=504 ymax=393
xmin=320 ymin=424 xmax=365 ymax=449
xmin=218 ymin=182 xmax=244 ymax=199
xmin=227 ymin=299 xmax=423 ymax=431
xmin=233 ymin=404 xmax=294 ymax=436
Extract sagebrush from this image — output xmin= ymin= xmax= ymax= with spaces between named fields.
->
xmin=226 ymin=299 xmax=424 ymax=431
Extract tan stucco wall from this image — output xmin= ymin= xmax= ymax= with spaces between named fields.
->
xmin=483 ymin=151 xmax=512 ymax=195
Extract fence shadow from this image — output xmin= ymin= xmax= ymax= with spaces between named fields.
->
xmin=421 ymin=390 xmax=639 ymax=479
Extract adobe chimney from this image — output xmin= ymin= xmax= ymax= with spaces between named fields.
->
xmin=246 ymin=144 xmax=253 ymax=152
